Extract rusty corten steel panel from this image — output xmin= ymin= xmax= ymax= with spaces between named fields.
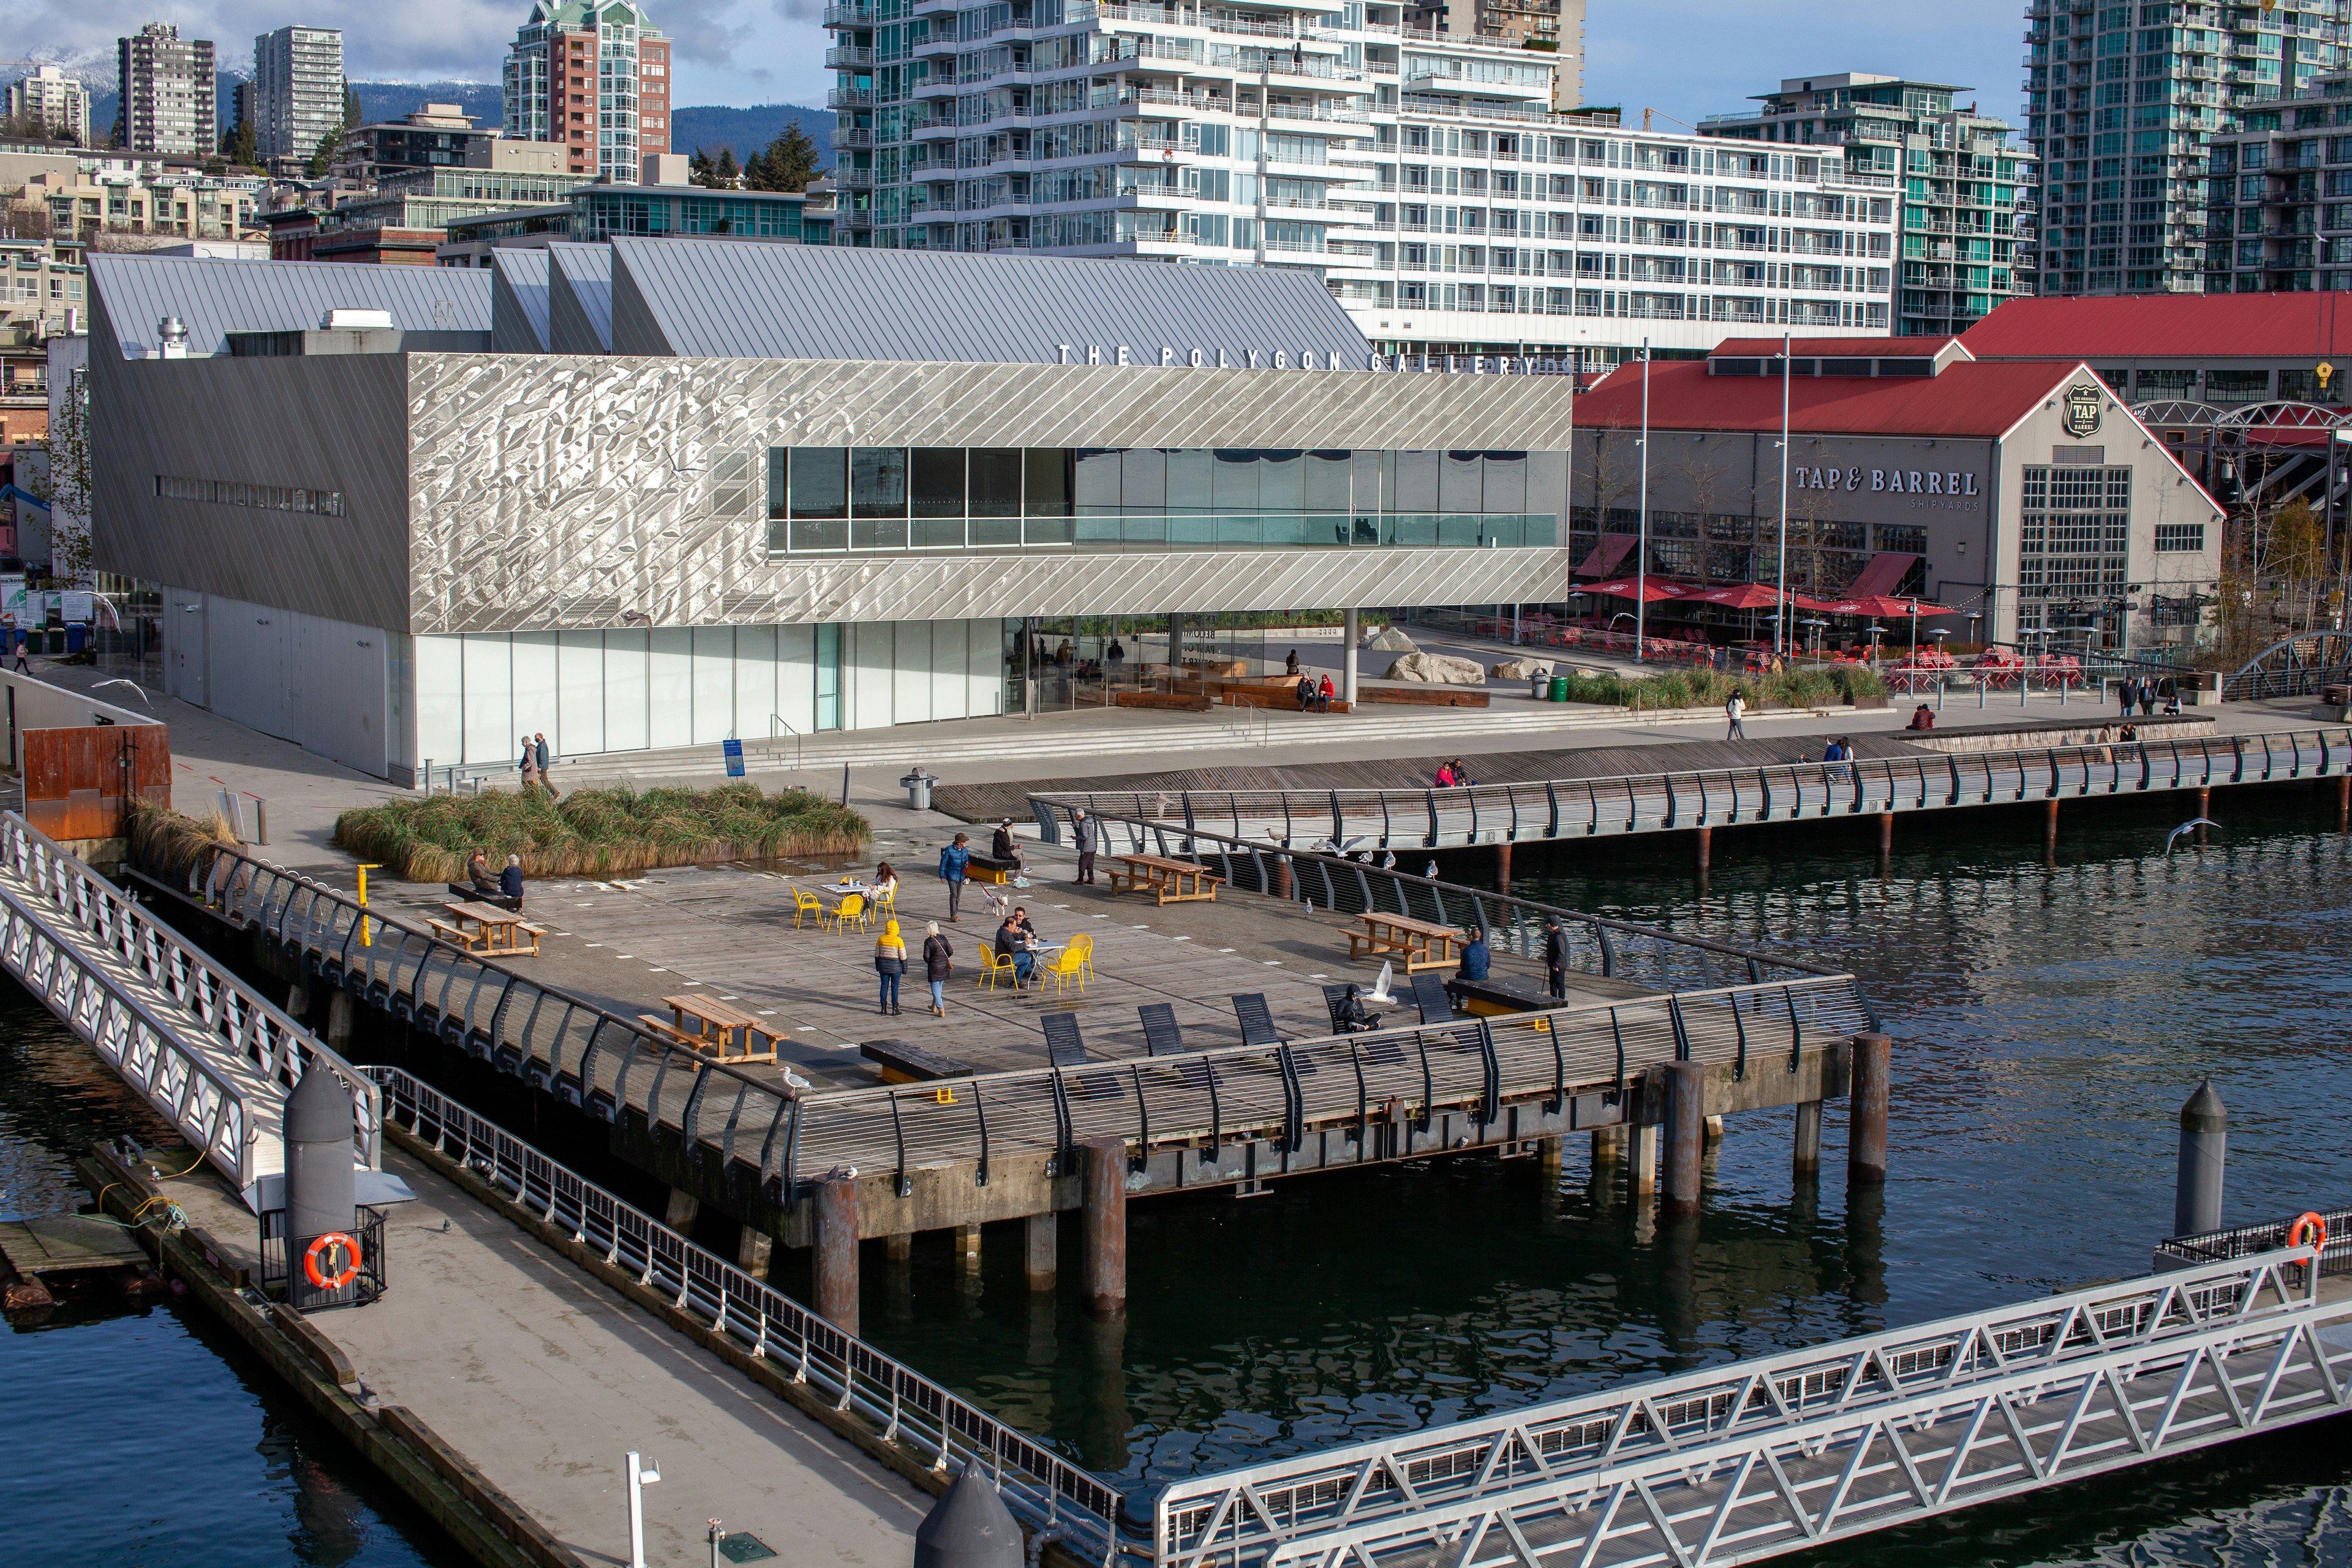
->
xmin=23 ymin=723 xmax=172 ymax=841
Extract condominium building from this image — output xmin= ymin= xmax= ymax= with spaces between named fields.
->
xmin=252 ymin=26 xmax=346 ymax=163
xmin=336 ymin=104 xmax=503 ymax=182
xmin=117 ymin=23 xmax=218 ymax=157
xmin=1698 ymin=74 xmax=2037 ymax=339
xmin=25 ymin=160 xmax=262 ymax=242
xmin=2024 ymin=0 xmax=2351 ymax=298
xmin=502 ymin=0 xmax=673 ymax=184
xmin=2201 ymin=70 xmax=2352 ymax=290
xmin=824 ymin=0 xmax=1894 ymax=365
xmin=7 ymin=65 xmax=93 ymax=145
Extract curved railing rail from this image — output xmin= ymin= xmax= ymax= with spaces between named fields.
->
xmin=2224 ymin=633 xmax=2352 ymax=702
xmin=1 ymin=813 xmax=378 ymax=1185
xmin=1031 ymin=727 xmax=2352 ymax=854
xmin=368 ymin=1066 xmax=1125 ymax=1563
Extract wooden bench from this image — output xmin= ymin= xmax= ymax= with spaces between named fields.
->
xmin=1115 ymin=690 xmax=1213 ymax=712
xmin=428 ymin=918 xmax=482 ymax=950
xmin=1348 ymin=911 xmax=1461 ymax=973
xmin=637 ymin=1012 xmax=706 ymax=1049
xmin=1106 ymin=852 xmax=1222 ymax=904
xmin=654 ymin=993 xmax=781 ymax=1065
xmin=1359 ymin=686 xmax=1491 ymax=708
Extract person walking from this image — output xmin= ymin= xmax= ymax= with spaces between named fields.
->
xmin=1542 ymin=914 xmax=1570 ymax=1002
xmin=921 ymin=921 xmax=954 ymax=1016
xmin=499 ymin=854 xmax=525 ymax=911
xmin=1725 ymin=689 xmax=1747 ymax=741
xmin=518 ymin=735 xmax=539 ymax=791
xmin=2139 ymin=680 xmax=2157 ymax=717
xmin=11 ymin=631 xmax=26 ymax=674
xmin=533 ymin=733 xmax=554 ymax=794
xmin=1072 ymin=807 xmax=1099 ymax=884
xmin=874 ymin=919 xmax=907 ymax=1016
xmin=939 ymin=832 xmax=972 ymax=922
xmin=2117 ymin=677 xmax=2138 ymax=718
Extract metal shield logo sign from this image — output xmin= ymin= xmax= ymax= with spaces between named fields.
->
xmin=2064 ymin=382 xmax=2104 ymax=438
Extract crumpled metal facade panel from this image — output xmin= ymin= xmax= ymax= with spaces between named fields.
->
xmin=407 ymin=352 xmax=1577 ymax=635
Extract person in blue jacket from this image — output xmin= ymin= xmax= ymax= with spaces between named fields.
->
xmin=1457 ymin=925 xmax=1491 ymax=982
xmin=938 ymin=832 xmax=972 ymax=922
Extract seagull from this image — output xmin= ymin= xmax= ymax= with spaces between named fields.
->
xmin=91 ymin=679 xmax=153 ymax=707
xmin=1423 ymin=860 xmax=1440 ymax=880
xmin=1366 ymin=960 xmax=1397 ymax=1006
xmin=1379 ymin=851 xmax=1395 ymax=870
xmin=2166 ymin=818 xmax=2220 ymax=854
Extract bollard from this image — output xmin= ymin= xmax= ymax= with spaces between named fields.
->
xmin=1849 ymin=1032 xmax=1891 ymax=1185
xmin=1662 ymin=1061 xmax=1705 ymax=1215
xmin=2174 ymin=1080 xmax=2227 ymax=1237
xmin=914 ymin=1468 xmax=1023 ymax=1568
xmin=1080 ymin=1137 xmax=1126 ymax=1316
xmin=284 ymin=1068 xmax=358 ymax=1310
xmin=814 ymin=1177 xmax=859 ymax=1335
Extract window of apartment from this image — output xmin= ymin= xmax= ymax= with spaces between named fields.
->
xmin=2154 ymin=522 xmax=2206 ymax=551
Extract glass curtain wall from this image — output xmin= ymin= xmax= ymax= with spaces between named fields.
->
xmin=1004 ymin=612 xmax=1284 ymax=715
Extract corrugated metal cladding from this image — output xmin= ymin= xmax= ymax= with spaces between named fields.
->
xmin=608 ymin=236 xmax=1372 ymax=366
xmin=546 ymin=242 xmax=613 ymax=354
xmin=491 ymin=251 xmax=551 ymax=354
xmin=404 ymin=352 xmax=1572 ymax=635
xmin=88 ymin=254 xmax=491 ymax=359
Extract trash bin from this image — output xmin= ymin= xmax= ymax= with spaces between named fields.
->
xmin=1529 ymin=673 xmax=1548 ymax=701
xmin=900 ymin=769 xmax=935 ymax=810
xmin=64 ymin=623 xmax=86 ymax=655
xmin=1548 ymin=675 xmax=1570 ymax=702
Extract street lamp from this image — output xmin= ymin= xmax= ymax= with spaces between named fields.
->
xmin=625 ymin=1452 xmax=663 ymax=1568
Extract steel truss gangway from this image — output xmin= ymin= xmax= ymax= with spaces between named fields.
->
xmin=1031 ymin=727 xmax=2352 ymax=854
xmin=0 ymin=813 xmax=378 ymax=1190
xmin=1149 ymin=1242 xmax=2352 ymax=1568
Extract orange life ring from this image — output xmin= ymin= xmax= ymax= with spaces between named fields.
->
xmin=2288 ymin=1212 xmax=2329 ymax=1256
xmin=303 ymin=1231 xmax=363 ymax=1291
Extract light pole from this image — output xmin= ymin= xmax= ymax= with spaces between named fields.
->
xmin=1634 ymin=337 xmax=1651 ymax=663
xmin=1775 ymin=330 xmax=1792 ymax=657
xmin=625 ymin=1452 xmax=663 ymax=1568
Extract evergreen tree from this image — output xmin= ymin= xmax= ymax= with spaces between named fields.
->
xmin=712 ymin=146 xmax=738 ymax=188
xmin=309 ymin=126 xmax=340 ymax=178
xmin=227 ymin=115 xmax=259 ymax=170
xmin=689 ymin=146 xmax=713 ymax=184
xmin=767 ymin=121 xmax=821 ymax=192
xmin=344 ymin=85 xmax=363 ymax=129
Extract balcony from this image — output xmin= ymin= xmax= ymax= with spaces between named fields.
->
xmin=821 ymin=4 xmax=875 ymax=23
xmin=826 ymin=45 xmax=873 ymax=67
xmin=831 ymin=126 xmax=873 ymax=148
xmin=828 ymin=87 xmax=875 ymax=108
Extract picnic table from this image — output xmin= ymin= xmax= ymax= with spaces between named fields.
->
xmin=637 ymin=993 xmax=780 ymax=1065
xmin=1347 ymin=911 xmax=1462 ymax=973
xmin=1104 ymin=852 xmax=1222 ymax=905
xmin=431 ymin=900 xmax=548 ymax=957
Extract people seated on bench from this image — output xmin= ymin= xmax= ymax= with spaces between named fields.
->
xmin=1457 ymin=925 xmax=1490 ymax=982
xmin=992 ymin=818 xmax=1027 ymax=875
xmin=449 ymin=846 xmax=504 ymax=903
xmin=1296 ymin=674 xmax=1317 ymax=711
xmin=994 ymin=914 xmax=1035 ymax=985
xmin=500 ymin=854 xmax=525 ymax=912
xmin=1317 ymin=674 xmax=1335 ymax=712
xmin=1334 ymin=984 xmax=1382 ymax=1033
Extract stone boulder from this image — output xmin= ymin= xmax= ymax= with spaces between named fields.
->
xmin=1386 ymin=652 xmax=1487 ymax=685
xmin=1491 ymin=658 xmax=1551 ymax=680
xmin=1362 ymin=624 xmax=1419 ymax=653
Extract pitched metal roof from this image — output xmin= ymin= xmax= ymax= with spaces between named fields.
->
xmin=1575 ymin=356 xmax=2082 ymax=439
xmin=1710 ymin=336 xmax=1968 ymax=359
xmin=491 ymin=249 xmax=551 ymax=354
xmin=546 ymin=241 xmax=613 ymax=354
xmin=608 ymin=237 xmax=1371 ymax=365
xmin=87 ymin=252 xmax=491 ymax=359
xmin=1961 ymin=292 xmax=2352 ymax=361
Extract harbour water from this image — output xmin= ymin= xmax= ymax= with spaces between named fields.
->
xmin=7 ymin=785 xmax=2352 ymax=1566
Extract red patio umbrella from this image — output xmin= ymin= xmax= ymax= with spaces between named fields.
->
xmin=1581 ymin=578 xmax=1687 ymax=601
xmin=1680 ymin=582 xmax=1792 ymax=609
xmin=1858 ymin=595 xmax=1960 ymax=618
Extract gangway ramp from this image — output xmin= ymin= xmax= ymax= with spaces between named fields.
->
xmin=0 ymin=814 xmax=377 ymax=1191
xmin=1153 ymin=1246 xmax=2352 ymax=1568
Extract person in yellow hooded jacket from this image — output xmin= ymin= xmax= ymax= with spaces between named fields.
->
xmin=874 ymin=919 xmax=907 ymax=1016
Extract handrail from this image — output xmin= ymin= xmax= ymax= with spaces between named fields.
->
xmin=369 ymin=1066 xmax=1123 ymax=1559
xmin=4 ymin=812 xmax=380 ymax=1181
xmin=767 ymin=711 xmax=805 ymax=774
xmin=1031 ymin=727 xmax=2352 ymax=856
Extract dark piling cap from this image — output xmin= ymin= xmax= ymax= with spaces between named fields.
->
xmin=914 ymin=1469 xmax=1023 ymax=1568
xmin=285 ymin=1067 xmax=355 ymax=1144
xmin=2180 ymin=1079 xmax=2227 ymax=1135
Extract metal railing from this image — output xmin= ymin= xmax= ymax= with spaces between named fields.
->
xmin=2156 ymin=1205 xmax=2352 ymax=1276
xmin=1153 ymin=1243 xmax=2352 ymax=1568
xmin=369 ymin=1066 xmax=1123 ymax=1562
xmin=0 ymin=813 xmax=379 ymax=1188
xmin=1032 ymin=728 xmax=2352 ymax=854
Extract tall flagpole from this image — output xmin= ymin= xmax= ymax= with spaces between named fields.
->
xmin=1775 ymin=330 xmax=1792 ymax=658
xmin=1635 ymin=337 xmax=1651 ymax=663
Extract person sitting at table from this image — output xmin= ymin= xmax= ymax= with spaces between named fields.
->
xmin=499 ymin=854 xmax=525 ymax=912
xmin=1456 ymin=925 xmax=1491 ymax=983
xmin=870 ymin=861 xmax=900 ymax=907
xmin=995 ymin=914 xmax=1034 ymax=986
xmin=1011 ymin=905 xmax=1041 ymax=946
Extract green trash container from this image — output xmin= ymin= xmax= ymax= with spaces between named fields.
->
xmin=1548 ymin=675 xmax=1570 ymax=702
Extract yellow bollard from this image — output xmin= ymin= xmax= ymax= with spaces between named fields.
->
xmin=356 ymin=862 xmax=382 ymax=946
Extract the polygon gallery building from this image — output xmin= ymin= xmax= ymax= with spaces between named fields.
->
xmin=86 ymin=242 xmax=1574 ymax=783
xmin=1568 ymin=336 xmax=2226 ymax=652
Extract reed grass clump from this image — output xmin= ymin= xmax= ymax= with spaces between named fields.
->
xmin=333 ymin=783 xmax=870 ymax=882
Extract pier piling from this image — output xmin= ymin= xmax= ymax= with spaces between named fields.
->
xmin=326 ymin=990 xmax=355 ymax=1050
xmin=2043 ymin=797 xmax=2059 ymax=854
xmin=1662 ymin=1063 xmax=1705 ymax=1216
xmin=737 ymin=1226 xmax=772 ymax=1280
xmin=1536 ymin=1135 xmax=1563 ymax=1181
xmin=1849 ymin=1032 xmax=1891 ymax=1186
xmin=1495 ymin=840 xmax=1512 ymax=894
xmin=663 ymin=1188 xmax=699 ymax=1233
xmin=2175 ymin=1080 xmax=2228 ymax=1236
xmin=885 ymin=1231 xmax=911 ymax=1264
xmin=1877 ymin=812 xmax=1893 ymax=858
xmin=813 ymin=1178 xmax=859 ymax=1336
xmin=1703 ymin=1114 xmax=1725 ymax=1146
xmin=1694 ymin=826 xmax=1711 ymax=873
xmin=1025 ymin=1211 xmax=1058 ymax=1292
xmin=1629 ymin=1122 xmax=1659 ymax=1200
xmin=2338 ymin=774 xmax=2349 ymax=830
xmin=1080 ymin=1138 xmax=1127 ymax=1317
xmin=955 ymin=1223 xmax=982 ymax=1282
xmin=1793 ymin=1100 xmax=1822 ymax=1175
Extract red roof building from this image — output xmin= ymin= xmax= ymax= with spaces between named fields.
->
xmin=1565 ymin=342 xmax=2223 ymax=654
xmin=1959 ymin=292 xmax=2352 ymax=409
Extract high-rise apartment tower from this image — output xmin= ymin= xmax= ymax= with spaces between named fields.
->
xmin=117 ymin=23 xmax=217 ymax=156
xmin=7 ymin=65 xmax=92 ymax=143
xmin=502 ymin=0 xmax=671 ymax=183
xmin=253 ymin=25 xmax=346 ymax=162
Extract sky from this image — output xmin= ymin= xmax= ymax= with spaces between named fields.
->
xmin=12 ymin=0 xmax=2034 ymax=126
